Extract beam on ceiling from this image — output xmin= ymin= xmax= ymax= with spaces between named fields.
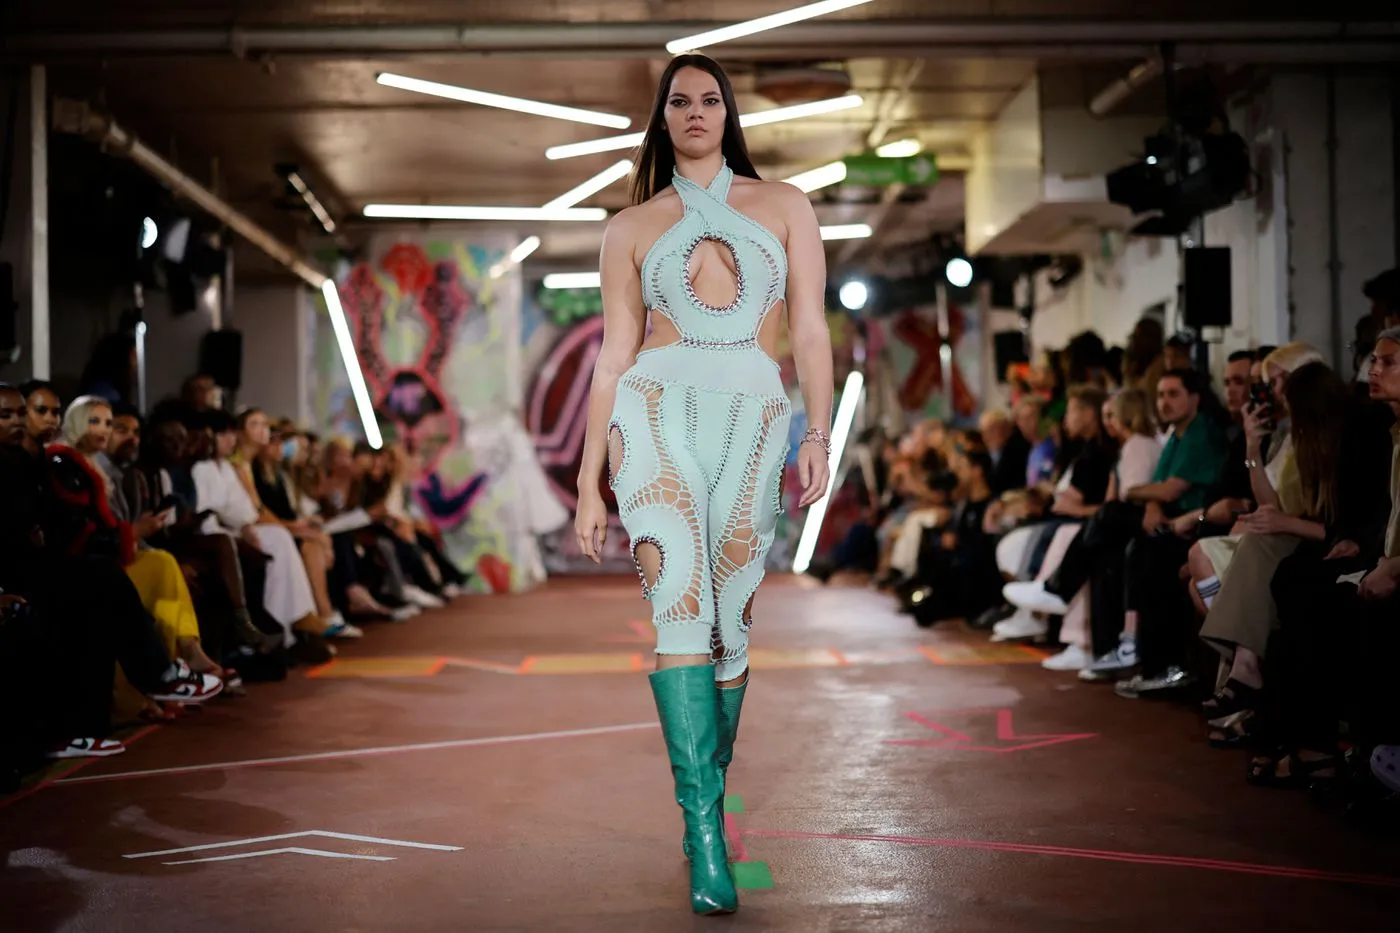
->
xmin=837 ymin=61 xmax=923 ymax=266
xmin=5 ymin=21 xmax=1399 ymax=61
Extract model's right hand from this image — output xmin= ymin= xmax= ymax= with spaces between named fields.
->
xmin=574 ymin=492 xmax=609 ymax=564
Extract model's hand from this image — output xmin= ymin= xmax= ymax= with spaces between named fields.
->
xmin=796 ymin=441 xmax=830 ymax=508
xmin=574 ymin=492 xmax=609 ymax=564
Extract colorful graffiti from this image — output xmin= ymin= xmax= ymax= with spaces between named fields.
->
xmin=315 ymin=233 xmax=566 ymax=593
xmin=870 ymin=301 xmax=980 ymax=422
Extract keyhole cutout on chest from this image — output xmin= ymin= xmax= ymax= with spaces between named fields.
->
xmin=685 ymin=236 xmax=741 ymax=311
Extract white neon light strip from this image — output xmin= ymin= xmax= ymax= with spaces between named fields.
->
xmin=819 ymin=223 xmax=872 ymax=241
xmin=784 ymin=160 xmax=847 ymax=193
xmin=320 ymin=280 xmax=384 ymax=450
xmin=792 ymin=370 xmax=864 ymax=575
xmin=543 ymin=272 xmax=601 ymax=289
xmin=362 ymin=204 xmax=606 ymax=221
xmin=876 ymin=138 xmax=921 ymax=158
xmin=286 ymin=172 xmax=336 ymax=234
xmin=489 ymin=235 xmax=541 ymax=279
xmin=666 ymin=0 xmax=874 ymax=54
xmin=541 ymin=160 xmax=633 ymax=209
xmin=545 ymin=95 xmax=862 ymax=160
xmin=377 ymin=72 xmax=632 ymax=129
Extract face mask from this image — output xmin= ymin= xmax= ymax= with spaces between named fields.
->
xmin=281 ymin=439 xmax=298 ymax=461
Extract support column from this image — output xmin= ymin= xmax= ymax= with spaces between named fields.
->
xmin=29 ymin=65 xmax=48 ymax=380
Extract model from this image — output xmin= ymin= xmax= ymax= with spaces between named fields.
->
xmin=574 ymin=54 xmax=834 ymax=915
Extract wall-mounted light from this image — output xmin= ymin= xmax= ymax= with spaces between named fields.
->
xmin=377 ymin=72 xmax=632 ymax=129
xmin=320 ymin=279 xmax=384 ymax=450
xmin=545 ymin=95 xmax=862 ymax=160
xmin=792 ymin=369 xmax=865 ymax=575
xmin=667 ymin=0 xmax=874 ymax=53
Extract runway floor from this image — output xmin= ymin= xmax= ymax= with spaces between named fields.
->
xmin=3 ymin=574 xmax=1398 ymax=931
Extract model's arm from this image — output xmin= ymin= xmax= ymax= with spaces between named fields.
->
xmin=781 ymin=186 xmax=835 ymax=507
xmin=577 ymin=211 xmax=647 ymax=507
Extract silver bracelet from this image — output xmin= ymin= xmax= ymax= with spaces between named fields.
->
xmin=801 ymin=428 xmax=831 ymax=454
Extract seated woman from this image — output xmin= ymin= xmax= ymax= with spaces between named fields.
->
xmin=380 ymin=444 xmax=469 ymax=596
xmin=192 ymin=410 xmax=327 ymax=651
xmin=232 ymin=409 xmax=362 ymax=638
xmin=1184 ymin=342 xmax=1320 ymax=621
xmin=992 ymin=384 xmax=1118 ymax=647
xmin=1200 ymin=361 xmax=1390 ymax=748
xmin=60 ymin=395 xmax=222 ymax=675
xmin=902 ymin=444 xmax=1000 ymax=624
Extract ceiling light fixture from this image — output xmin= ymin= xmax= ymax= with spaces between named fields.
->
xmin=543 ymin=272 xmax=602 ymax=289
xmin=545 ymin=94 xmax=862 ymax=160
xmin=784 ymin=161 xmax=847 ymax=193
xmin=376 ymin=72 xmax=632 ymax=129
xmin=792 ymin=368 xmax=864 ymax=575
xmin=666 ymin=0 xmax=875 ymax=54
xmin=320 ymin=279 xmax=384 ymax=450
xmin=286 ymin=171 xmax=337 ymax=234
xmin=541 ymin=159 xmax=634 ymax=209
xmin=489 ymin=235 xmax=542 ymax=279
xmin=819 ymin=223 xmax=872 ymax=241
xmin=875 ymin=138 xmax=922 ymax=158
xmin=362 ymin=204 xmax=606 ymax=221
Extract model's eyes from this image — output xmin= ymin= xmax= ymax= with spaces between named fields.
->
xmin=704 ymin=97 xmax=721 ymax=106
xmin=669 ymin=97 xmax=688 ymax=107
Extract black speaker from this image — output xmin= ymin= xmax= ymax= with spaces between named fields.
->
xmin=1182 ymin=246 xmax=1232 ymax=328
xmin=0 ymin=262 xmax=15 ymax=360
xmin=199 ymin=329 xmax=243 ymax=391
xmin=992 ymin=330 xmax=1029 ymax=382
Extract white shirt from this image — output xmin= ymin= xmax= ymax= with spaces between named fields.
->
xmin=192 ymin=459 xmax=260 ymax=532
xmin=1117 ymin=434 xmax=1164 ymax=492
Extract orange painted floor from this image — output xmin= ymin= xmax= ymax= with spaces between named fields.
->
xmin=3 ymin=575 xmax=1398 ymax=932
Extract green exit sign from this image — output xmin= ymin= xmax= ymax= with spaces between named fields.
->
xmin=842 ymin=153 xmax=938 ymax=187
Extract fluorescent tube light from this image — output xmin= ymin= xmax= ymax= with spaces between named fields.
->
xmin=875 ymin=138 xmax=922 ymax=158
xmin=362 ymin=204 xmax=606 ymax=221
xmin=541 ymin=160 xmax=634 ymax=209
xmin=545 ymin=95 xmax=862 ymax=160
xmin=819 ymin=223 xmax=872 ymax=241
xmin=321 ymin=280 xmax=384 ymax=450
xmin=667 ymin=0 xmax=874 ymax=54
xmin=792 ymin=369 xmax=864 ymax=574
xmin=543 ymin=272 xmax=601 ymax=289
xmin=784 ymin=161 xmax=847 ymax=193
xmin=286 ymin=171 xmax=337 ymax=234
xmin=377 ymin=72 xmax=632 ymax=129
xmin=490 ymin=235 xmax=542 ymax=279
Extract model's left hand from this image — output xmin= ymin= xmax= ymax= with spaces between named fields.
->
xmin=796 ymin=442 xmax=830 ymax=508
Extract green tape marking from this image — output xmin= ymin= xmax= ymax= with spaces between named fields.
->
xmin=724 ymin=795 xmax=744 ymax=814
xmin=732 ymin=861 xmax=773 ymax=889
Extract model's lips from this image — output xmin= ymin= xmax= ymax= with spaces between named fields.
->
xmin=686 ymin=126 xmax=706 ymax=135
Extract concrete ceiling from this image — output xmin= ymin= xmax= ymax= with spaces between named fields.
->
xmin=5 ymin=2 xmax=1396 ymax=277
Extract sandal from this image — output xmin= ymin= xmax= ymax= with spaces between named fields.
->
xmin=1208 ymin=709 xmax=1260 ymax=749
xmin=1247 ymin=748 xmax=1342 ymax=789
xmin=1203 ymin=678 xmax=1260 ymax=721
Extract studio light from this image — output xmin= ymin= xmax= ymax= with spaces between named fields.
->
xmin=792 ymin=369 xmax=865 ymax=575
xmin=819 ymin=223 xmax=872 ymax=241
xmin=285 ymin=170 xmax=337 ymax=235
xmin=141 ymin=217 xmax=158 ymax=250
xmin=363 ymin=204 xmax=606 ymax=222
xmin=489 ymin=235 xmax=542 ymax=279
xmin=543 ymin=271 xmax=601 ymax=289
xmin=784 ymin=160 xmax=847 ymax=193
xmin=875 ymin=138 xmax=921 ymax=158
xmin=377 ymin=72 xmax=632 ymax=129
xmin=545 ymin=95 xmax=862 ymax=160
xmin=320 ymin=279 xmax=384 ymax=450
xmin=666 ymin=0 xmax=874 ymax=54
xmin=838 ymin=279 xmax=868 ymax=311
xmin=945 ymin=256 xmax=974 ymax=289
xmin=541 ymin=160 xmax=633 ymax=209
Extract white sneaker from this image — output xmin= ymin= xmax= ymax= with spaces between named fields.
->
xmin=991 ymin=607 xmax=1048 ymax=642
xmin=1002 ymin=581 xmax=1069 ymax=615
xmin=323 ymin=614 xmax=365 ymax=639
xmin=1371 ymin=745 xmax=1400 ymax=793
xmin=441 ymin=583 xmax=463 ymax=599
xmin=389 ymin=605 xmax=420 ymax=622
xmin=403 ymin=585 xmax=446 ymax=610
xmin=1083 ymin=634 xmax=1138 ymax=676
xmin=1041 ymin=644 xmax=1092 ymax=671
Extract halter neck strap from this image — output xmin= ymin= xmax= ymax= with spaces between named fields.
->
xmin=674 ymin=160 xmax=732 ymax=204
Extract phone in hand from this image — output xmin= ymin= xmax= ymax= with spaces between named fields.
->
xmin=1248 ymin=382 xmax=1276 ymax=430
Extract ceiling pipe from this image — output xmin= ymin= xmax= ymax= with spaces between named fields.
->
xmin=5 ymin=20 xmax=1398 ymax=59
xmin=1089 ymin=58 xmax=1165 ymax=117
xmin=51 ymin=98 xmax=327 ymax=288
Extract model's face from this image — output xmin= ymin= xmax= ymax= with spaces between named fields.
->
xmin=1223 ymin=359 xmax=1252 ymax=413
xmin=79 ymin=404 xmax=114 ymax=454
xmin=0 ymin=389 xmax=26 ymax=445
xmin=111 ymin=414 xmax=141 ymax=461
xmin=26 ymin=389 xmax=61 ymax=445
xmin=1369 ymin=338 xmax=1400 ymax=402
xmin=664 ymin=66 xmax=726 ymax=160
xmin=241 ymin=411 xmax=271 ymax=447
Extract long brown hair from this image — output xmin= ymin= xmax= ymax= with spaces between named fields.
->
xmin=1281 ymin=361 xmax=1351 ymax=522
xmin=628 ymin=54 xmax=761 ymax=206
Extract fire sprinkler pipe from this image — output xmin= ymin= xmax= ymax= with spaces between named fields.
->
xmin=52 ymin=99 xmax=327 ymax=289
xmin=1089 ymin=58 xmax=1166 ymax=117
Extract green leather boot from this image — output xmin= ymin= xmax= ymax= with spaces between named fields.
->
xmin=683 ymin=678 xmax=747 ymax=859
xmin=650 ymin=665 xmax=739 ymax=916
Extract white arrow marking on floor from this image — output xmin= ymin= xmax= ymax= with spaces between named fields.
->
xmin=125 ymin=830 xmax=464 ymax=860
xmin=160 ymin=846 xmax=398 ymax=866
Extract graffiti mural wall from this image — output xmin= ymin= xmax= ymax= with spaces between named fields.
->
xmin=313 ymin=231 xmax=567 ymax=593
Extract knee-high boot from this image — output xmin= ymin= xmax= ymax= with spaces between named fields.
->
xmin=684 ymin=678 xmax=748 ymax=859
xmin=650 ymin=665 xmax=739 ymax=916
